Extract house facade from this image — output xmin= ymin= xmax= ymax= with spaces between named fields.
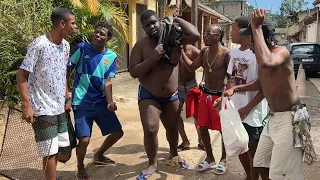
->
xmin=287 ymin=7 xmax=320 ymax=43
xmin=113 ymin=0 xmax=232 ymax=72
xmin=203 ymin=0 xmax=251 ymax=21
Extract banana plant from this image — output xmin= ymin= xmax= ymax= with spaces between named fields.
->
xmin=66 ymin=0 xmax=129 ymax=89
xmin=70 ymin=0 xmax=129 ymax=52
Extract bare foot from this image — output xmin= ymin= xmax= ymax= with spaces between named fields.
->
xmin=143 ymin=165 xmax=157 ymax=175
xmin=180 ymin=141 xmax=190 ymax=147
xmin=177 ymin=142 xmax=190 ymax=151
xmin=77 ymin=165 xmax=90 ymax=180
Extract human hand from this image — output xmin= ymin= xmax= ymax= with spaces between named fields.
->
xmin=251 ymin=9 xmax=266 ymax=29
xmin=22 ymin=106 xmax=35 ymax=123
xmin=154 ymin=44 xmax=166 ymax=58
xmin=212 ymin=97 xmax=222 ymax=111
xmin=222 ymin=87 xmax=235 ymax=100
xmin=65 ymin=100 xmax=72 ymax=112
xmin=107 ymin=102 xmax=117 ymax=112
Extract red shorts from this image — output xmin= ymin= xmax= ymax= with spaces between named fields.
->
xmin=197 ymin=93 xmax=221 ymax=131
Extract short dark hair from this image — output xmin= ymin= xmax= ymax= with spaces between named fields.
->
xmin=240 ymin=21 xmax=278 ymax=46
xmin=141 ymin=10 xmax=157 ymax=22
xmin=213 ymin=25 xmax=224 ymax=43
xmin=94 ymin=21 xmax=113 ymax=39
xmin=50 ymin=7 xmax=74 ymax=26
xmin=264 ymin=30 xmax=278 ymax=46
xmin=235 ymin=16 xmax=250 ymax=29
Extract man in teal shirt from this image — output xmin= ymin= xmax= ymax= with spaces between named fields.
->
xmin=68 ymin=21 xmax=123 ymax=180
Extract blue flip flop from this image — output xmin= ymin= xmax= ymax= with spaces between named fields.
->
xmin=213 ymin=164 xmax=227 ymax=175
xmin=136 ymin=170 xmax=157 ymax=180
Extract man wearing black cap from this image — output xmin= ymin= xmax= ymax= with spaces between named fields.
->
xmin=216 ymin=9 xmax=303 ymax=180
xmin=228 ymin=16 xmax=268 ymax=180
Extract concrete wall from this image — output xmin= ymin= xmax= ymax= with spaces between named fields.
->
xmin=306 ymin=23 xmax=318 ymax=43
xmin=274 ymin=28 xmax=287 ymax=46
xmin=128 ymin=0 xmax=157 ymax=53
xmin=297 ymin=8 xmax=318 ymax=22
xmin=204 ymin=1 xmax=249 ymax=20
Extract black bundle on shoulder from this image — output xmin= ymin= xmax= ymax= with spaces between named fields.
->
xmin=158 ymin=16 xmax=184 ymax=60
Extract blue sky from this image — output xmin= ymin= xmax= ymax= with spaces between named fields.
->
xmin=246 ymin=0 xmax=315 ymax=13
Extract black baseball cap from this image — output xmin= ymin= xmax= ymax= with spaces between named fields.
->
xmin=234 ymin=16 xmax=250 ymax=29
xmin=239 ymin=20 xmax=275 ymax=36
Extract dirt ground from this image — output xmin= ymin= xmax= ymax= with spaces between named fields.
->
xmin=54 ymin=72 xmax=320 ymax=180
xmin=1 ymin=72 xmax=320 ymax=180
xmin=53 ymin=72 xmax=249 ymax=180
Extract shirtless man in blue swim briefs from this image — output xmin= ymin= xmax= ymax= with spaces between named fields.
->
xmin=129 ymin=10 xmax=199 ymax=179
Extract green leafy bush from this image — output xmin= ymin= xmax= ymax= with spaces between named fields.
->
xmin=0 ymin=0 xmax=53 ymax=106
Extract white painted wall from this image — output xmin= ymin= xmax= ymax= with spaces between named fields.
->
xmin=306 ymin=23 xmax=317 ymax=43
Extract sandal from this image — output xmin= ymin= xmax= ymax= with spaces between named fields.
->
xmin=93 ymin=156 xmax=116 ymax=167
xmin=165 ymin=156 xmax=190 ymax=169
xmin=213 ymin=164 xmax=227 ymax=175
xmin=197 ymin=160 xmax=216 ymax=171
xmin=136 ymin=170 xmax=157 ymax=180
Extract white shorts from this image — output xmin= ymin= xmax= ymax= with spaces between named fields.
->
xmin=253 ymin=111 xmax=304 ymax=180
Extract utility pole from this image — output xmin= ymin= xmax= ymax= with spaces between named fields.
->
xmin=191 ymin=0 xmax=198 ymax=28
xmin=241 ymin=0 xmax=243 ymax=16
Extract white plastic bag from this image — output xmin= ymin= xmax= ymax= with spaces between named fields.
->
xmin=219 ymin=97 xmax=249 ymax=157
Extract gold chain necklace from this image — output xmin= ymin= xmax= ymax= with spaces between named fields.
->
xmin=206 ymin=46 xmax=220 ymax=73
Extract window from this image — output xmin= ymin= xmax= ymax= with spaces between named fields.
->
xmin=291 ymin=44 xmax=320 ymax=54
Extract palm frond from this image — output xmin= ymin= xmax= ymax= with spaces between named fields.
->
xmin=72 ymin=0 xmax=83 ymax=8
xmin=100 ymin=2 xmax=129 ymax=43
xmin=86 ymin=0 xmax=100 ymax=15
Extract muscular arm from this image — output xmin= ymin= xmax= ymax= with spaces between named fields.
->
xmin=244 ymin=90 xmax=264 ymax=111
xmin=189 ymin=45 xmax=201 ymax=58
xmin=174 ymin=17 xmax=200 ymax=45
xmin=17 ymin=69 xmax=31 ymax=109
xmin=129 ymin=42 xmax=160 ymax=78
xmin=104 ymin=78 xmax=113 ymax=104
xmin=234 ymin=79 xmax=262 ymax=92
xmin=65 ymin=67 xmax=72 ymax=109
xmin=181 ymin=48 xmax=203 ymax=72
xmin=66 ymin=67 xmax=71 ymax=98
xmin=252 ymin=27 xmax=289 ymax=68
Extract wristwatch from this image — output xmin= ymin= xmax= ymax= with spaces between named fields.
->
xmin=65 ymin=97 xmax=71 ymax=104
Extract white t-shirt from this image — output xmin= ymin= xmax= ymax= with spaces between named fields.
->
xmin=227 ymin=45 xmax=268 ymax=127
xmin=20 ymin=35 xmax=70 ymax=116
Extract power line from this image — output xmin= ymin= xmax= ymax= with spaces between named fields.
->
xmin=254 ymin=0 xmax=258 ymax=8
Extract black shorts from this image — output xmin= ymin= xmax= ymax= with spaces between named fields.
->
xmin=243 ymin=123 xmax=263 ymax=142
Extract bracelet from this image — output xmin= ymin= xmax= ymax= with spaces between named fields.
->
xmin=65 ymin=97 xmax=71 ymax=104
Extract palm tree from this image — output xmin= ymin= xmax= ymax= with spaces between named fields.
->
xmin=71 ymin=0 xmax=129 ymax=50
xmin=66 ymin=0 xmax=129 ymax=88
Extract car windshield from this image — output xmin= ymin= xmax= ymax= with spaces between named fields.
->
xmin=291 ymin=44 xmax=320 ymax=54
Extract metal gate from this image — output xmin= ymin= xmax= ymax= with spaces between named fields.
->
xmin=113 ymin=2 xmax=129 ymax=73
